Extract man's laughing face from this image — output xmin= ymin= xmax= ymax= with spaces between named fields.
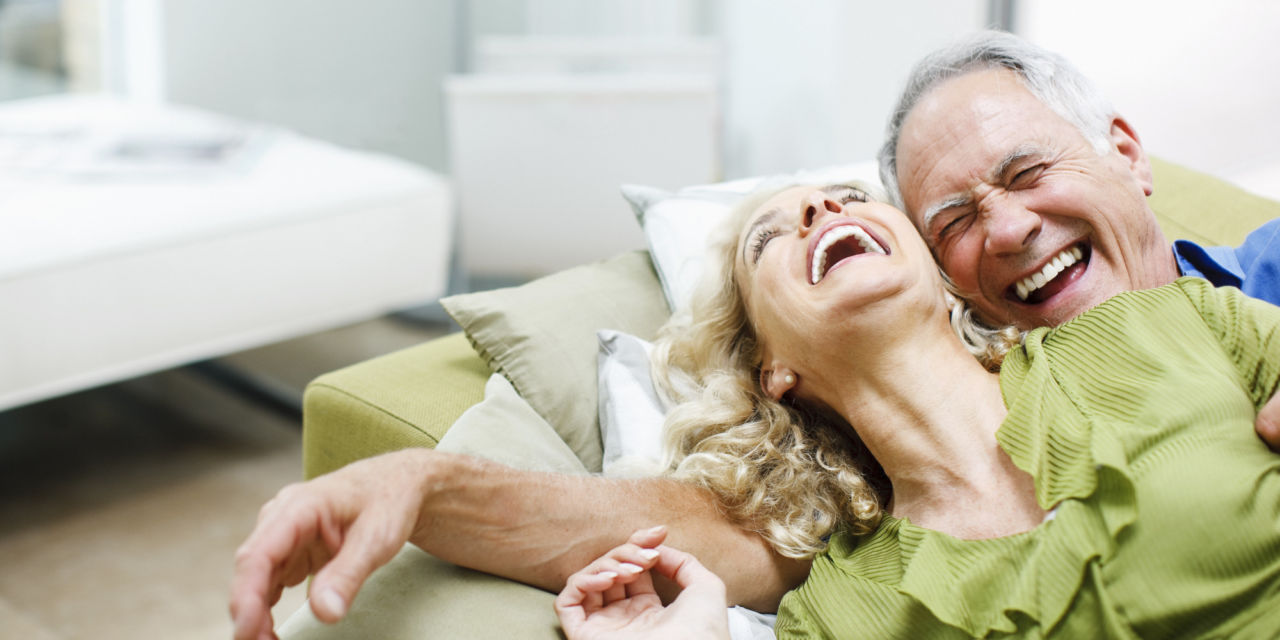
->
xmin=894 ymin=68 xmax=1176 ymax=330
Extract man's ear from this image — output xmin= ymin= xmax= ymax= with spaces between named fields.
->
xmin=1110 ymin=115 xmax=1154 ymax=196
xmin=760 ymin=366 xmax=797 ymax=401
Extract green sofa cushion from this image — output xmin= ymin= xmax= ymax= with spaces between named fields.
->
xmin=278 ymin=544 xmax=562 ymax=640
xmin=302 ymin=332 xmax=491 ymax=479
xmin=1149 ymin=157 xmax=1280 ymax=246
xmin=437 ymin=374 xmax=589 ymax=476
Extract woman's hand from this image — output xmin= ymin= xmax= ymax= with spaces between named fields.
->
xmin=555 ymin=526 xmax=730 ymax=640
xmin=228 ymin=448 xmax=437 ymax=640
xmin=1256 ymin=392 xmax=1280 ymax=451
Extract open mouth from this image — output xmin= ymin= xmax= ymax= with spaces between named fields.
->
xmin=1009 ymin=243 xmax=1090 ymax=304
xmin=808 ymin=221 xmax=889 ymax=285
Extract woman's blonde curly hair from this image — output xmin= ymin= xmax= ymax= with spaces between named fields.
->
xmin=650 ymin=179 xmax=1020 ymax=559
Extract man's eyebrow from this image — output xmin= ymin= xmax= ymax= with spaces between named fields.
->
xmin=921 ymin=146 xmax=1045 ymax=230
xmin=921 ymin=195 xmax=971 ymax=230
xmin=742 ymin=208 xmax=782 ymax=266
xmin=991 ymin=145 xmax=1043 ymax=183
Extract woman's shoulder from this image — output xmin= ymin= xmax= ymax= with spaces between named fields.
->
xmin=1021 ymin=278 xmax=1215 ymax=350
xmin=782 ymin=519 xmax=968 ymax=638
xmin=811 ymin=518 xmax=904 ymax=582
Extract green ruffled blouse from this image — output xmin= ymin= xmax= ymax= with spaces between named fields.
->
xmin=776 ymin=278 xmax=1280 ymax=639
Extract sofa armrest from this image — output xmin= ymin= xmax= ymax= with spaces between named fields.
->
xmin=301 ymin=331 xmax=491 ymax=479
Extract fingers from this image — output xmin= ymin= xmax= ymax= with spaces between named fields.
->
xmin=1258 ymin=392 xmax=1280 ymax=451
xmin=231 ymin=452 xmax=434 ymax=638
xmin=556 ymin=526 xmax=667 ymax=611
xmin=651 ymin=546 xmax=727 ymax=600
xmin=230 ymin=484 xmax=337 ymax=639
xmin=557 ymin=569 xmax=618 ymax=604
xmin=555 ymin=570 xmax=609 ymax=635
xmin=591 ymin=547 xmax=661 ymax=591
xmin=627 ymin=524 xmax=668 ymax=548
xmin=230 ymin=520 xmax=316 ymax=640
xmin=601 ymin=525 xmax=666 ymax=575
xmin=308 ymin=507 xmax=411 ymax=623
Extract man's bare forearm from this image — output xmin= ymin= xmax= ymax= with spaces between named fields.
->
xmin=408 ymin=451 xmax=810 ymax=611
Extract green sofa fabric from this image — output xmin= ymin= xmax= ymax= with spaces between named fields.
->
xmin=302 ymin=331 xmax=490 ymax=479
xmin=279 ymin=544 xmax=563 ymax=639
xmin=1148 ymin=157 xmax=1280 ymax=246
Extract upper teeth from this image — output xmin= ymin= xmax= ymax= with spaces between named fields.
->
xmin=810 ymin=224 xmax=886 ymax=284
xmin=1015 ymin=246 xmax=1084 ymax=301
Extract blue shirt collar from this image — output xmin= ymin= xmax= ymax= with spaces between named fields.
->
xmin=1173 ymin=239 xmax=1244 ymax=288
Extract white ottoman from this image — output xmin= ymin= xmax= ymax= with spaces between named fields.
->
xmin=0 ymin=96 xmax=453 ymax=411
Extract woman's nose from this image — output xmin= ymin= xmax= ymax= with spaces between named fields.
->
xmin=800 ymin=191 xmax=844 ymax=233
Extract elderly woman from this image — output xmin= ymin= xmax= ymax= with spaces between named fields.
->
xmin=556 ymin=181 xmax=1280 ymax=638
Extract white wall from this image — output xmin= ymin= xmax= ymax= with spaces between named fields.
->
xmin=448 ymin=74 xmax=719 ymax=277
xmin=523 ymin=0 xmax=710 ymax=36
xmin=152 ymin=0 xmax=457 ymax=171
xmin=719 ymin=0 xmax=989 ymax=178
xmin=1016 ymin=0 xmax=1280 ymax=198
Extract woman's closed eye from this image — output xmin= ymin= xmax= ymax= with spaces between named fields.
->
xmin=830 ymin=185 xmax=871 ymax=204
xmin=747 ymin=185 xmax=871 ymax=265
xmin=750 ymin=227 xmax=779 ymax=265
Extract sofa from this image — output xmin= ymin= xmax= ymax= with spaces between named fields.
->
xmin=277 ymin=159 xmax=1280 ymax=639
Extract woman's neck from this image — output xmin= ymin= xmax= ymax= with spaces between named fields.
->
xmin=824 ymin=320 xmax=1044 ymax=539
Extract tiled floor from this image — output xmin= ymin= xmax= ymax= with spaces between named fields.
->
xmin=0 ymin=314 xmax=450 ymax=640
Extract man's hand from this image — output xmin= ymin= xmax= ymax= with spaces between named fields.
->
xmin=229 ymin=447 xmax=808 ymax=639
xmin=1258 ymin=392 xmax=1280 ymax=451
xmin=555 ymin=526 xmax=730 ymax=640
xmin=229 ymin=448 xmax=436 ymax=640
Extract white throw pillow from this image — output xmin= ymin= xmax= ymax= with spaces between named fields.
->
xmin=621 ymin=161 xmax=883 ymax=311
xmin=596 ymin=329 xmax=669 ymax=477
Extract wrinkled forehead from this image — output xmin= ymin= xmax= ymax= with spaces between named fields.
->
xmin=896 ymin=70 xmax=1069 ymax=218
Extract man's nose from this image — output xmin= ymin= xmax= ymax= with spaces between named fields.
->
xmin=799 ymin=191 xmax=844 ymax=235
xmin=981 ymin=197 xmax=1041 ymax=256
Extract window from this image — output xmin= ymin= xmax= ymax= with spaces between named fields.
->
xmin=0 ymin=0 xmax=69 ymax=101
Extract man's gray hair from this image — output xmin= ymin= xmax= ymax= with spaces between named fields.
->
xmin=877 ymin=30 xmax=1115 ymax=209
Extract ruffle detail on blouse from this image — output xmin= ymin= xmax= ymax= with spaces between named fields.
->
xmin=874 ymin=324 xmax=1139 ymax=637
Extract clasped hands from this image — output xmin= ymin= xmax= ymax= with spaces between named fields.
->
xmin=555 ymin=526 xmax=730 ymax=640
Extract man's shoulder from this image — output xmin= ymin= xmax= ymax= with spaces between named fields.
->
xmin=1174 ymin=217 xmax=1280 ymax=306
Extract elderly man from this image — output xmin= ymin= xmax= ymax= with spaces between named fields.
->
xmin=882 ymin=31 xmax=1280 ymax=325
xmin=878 ymin=30 xmax=1280 ymax=437
xmin=230 ymin=31 xmax=1280 ymax=640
